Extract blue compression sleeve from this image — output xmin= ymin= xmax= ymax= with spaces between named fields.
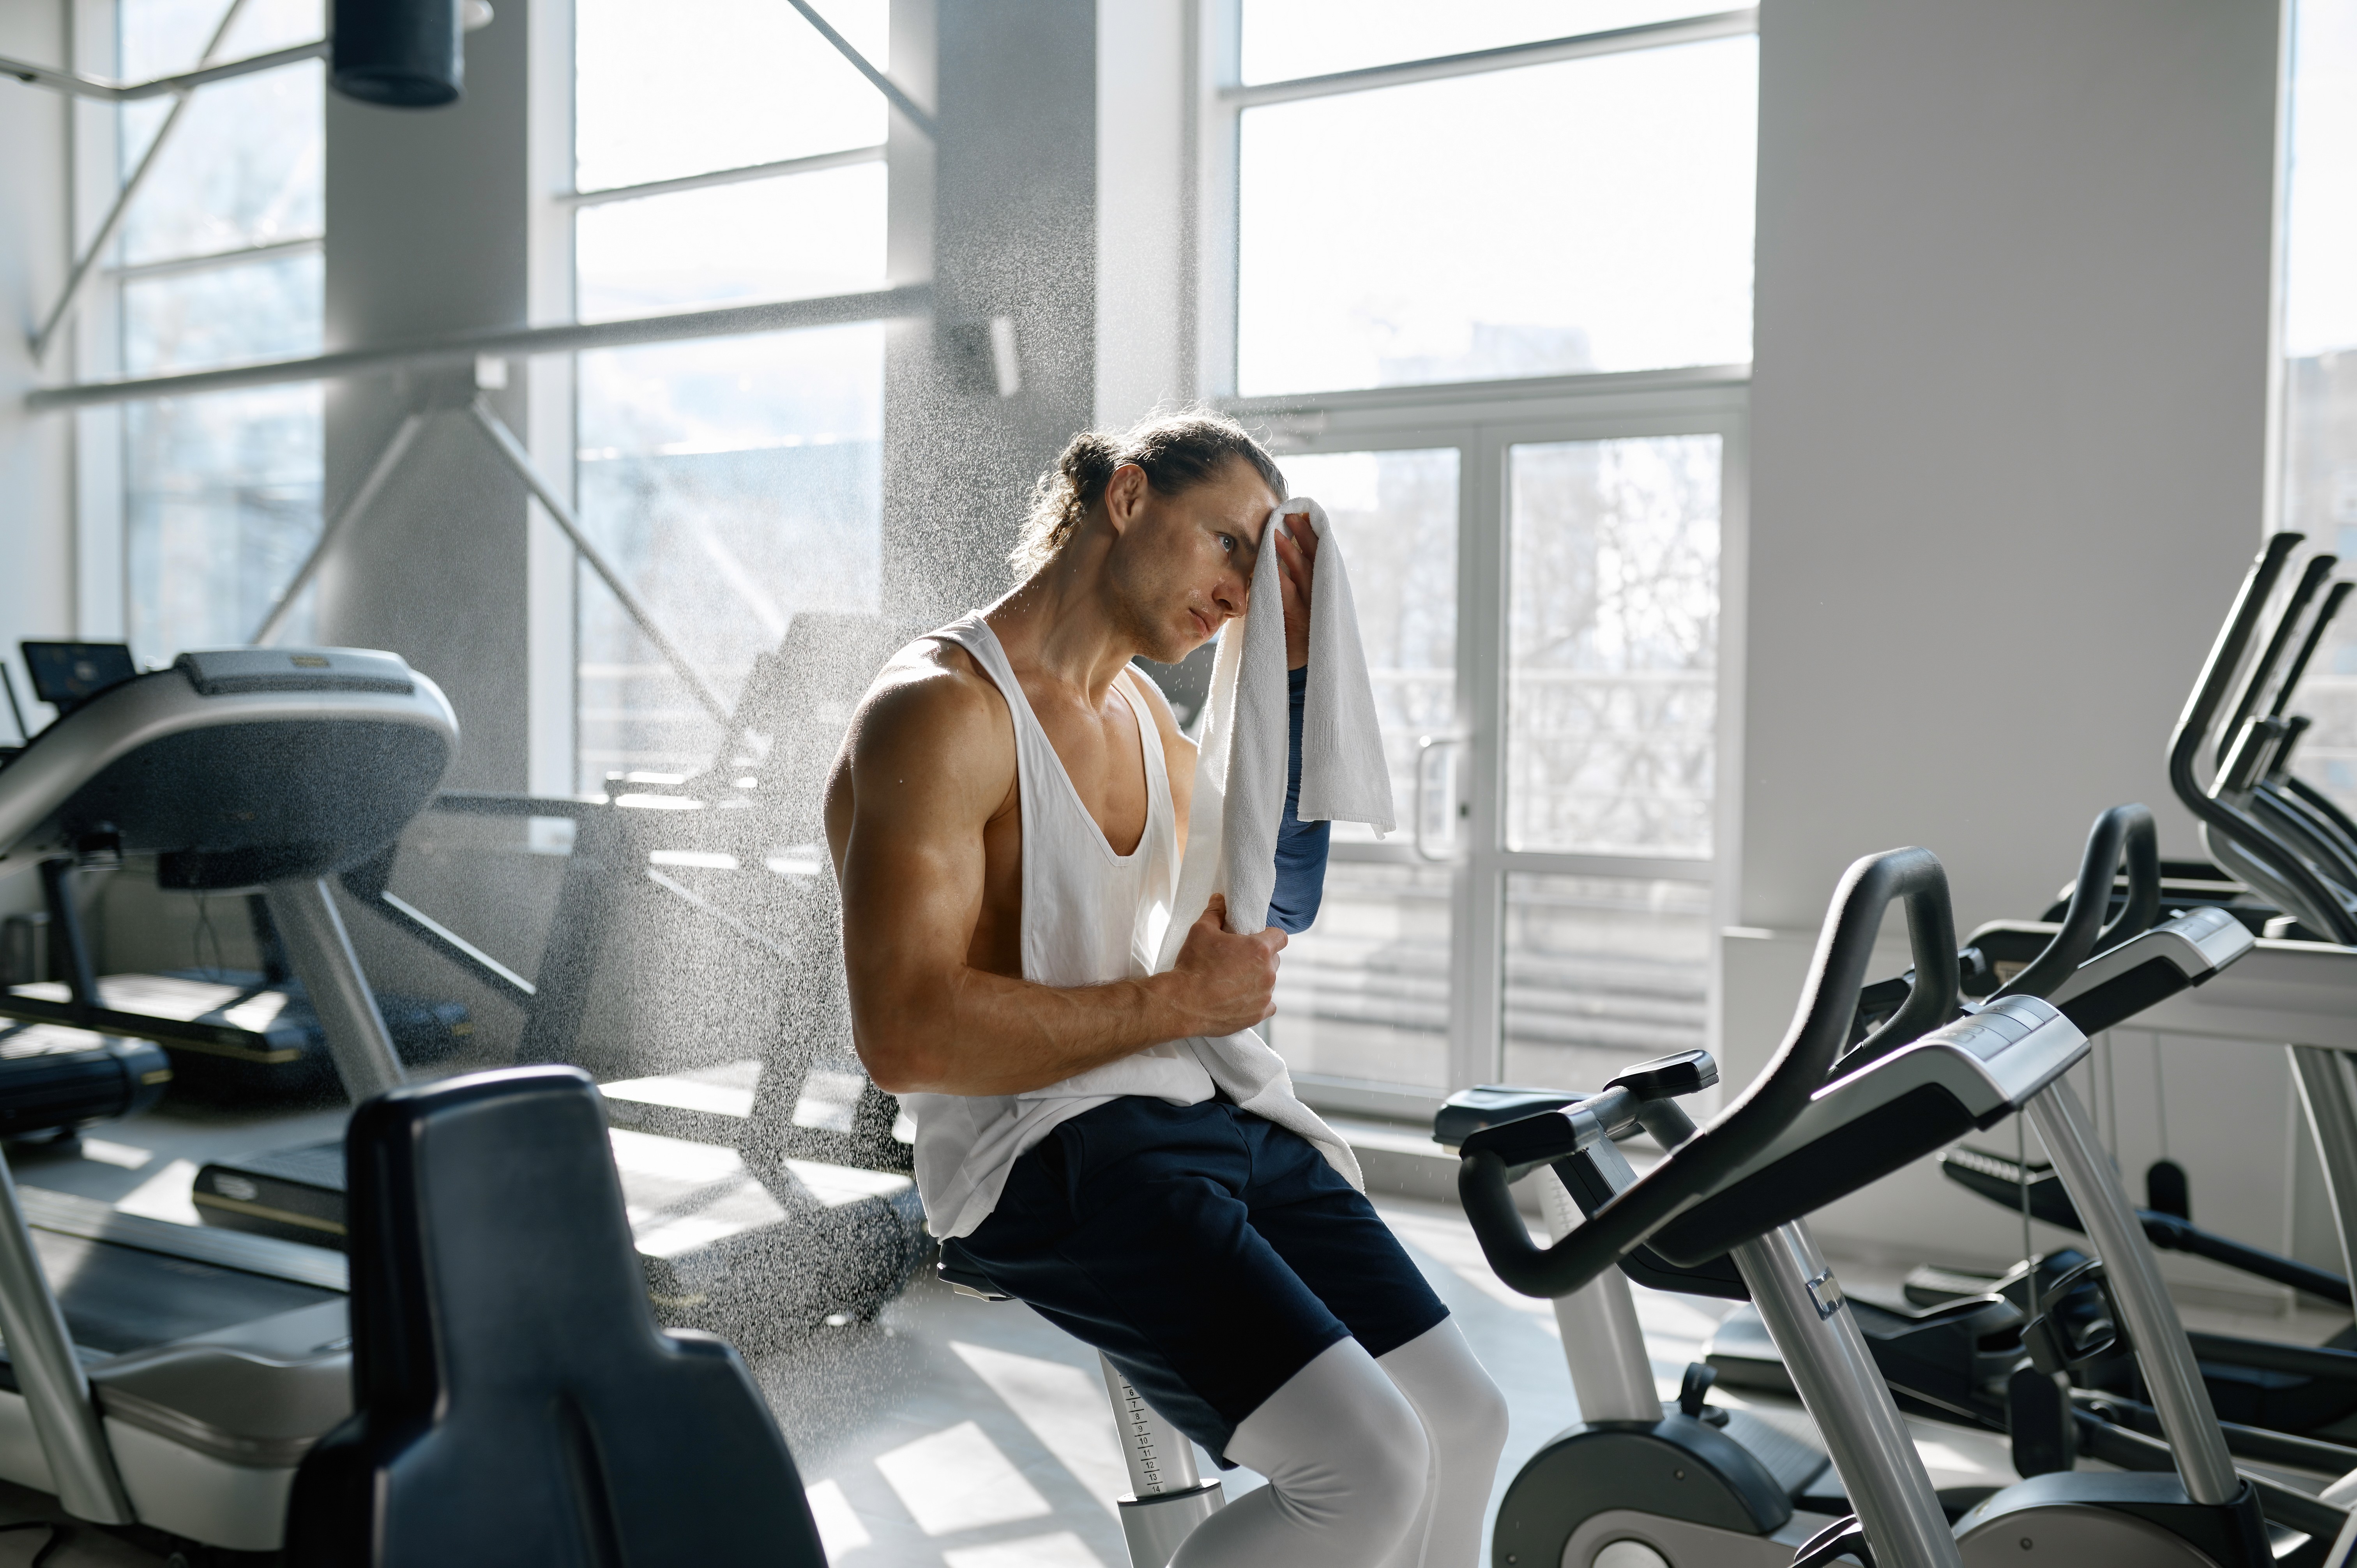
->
xmin=1268 ymin=665 xmax=1332 ymax=934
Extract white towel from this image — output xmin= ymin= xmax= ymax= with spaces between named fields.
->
xmin=1148 ymin=498 xmax=1396 ymax=1190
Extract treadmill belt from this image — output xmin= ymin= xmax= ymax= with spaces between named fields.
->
xmin=27 ymin=1229 xmax=336 ymax=1360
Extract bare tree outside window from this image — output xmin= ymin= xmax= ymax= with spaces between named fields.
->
xmin=1507 ymin=435 xmax=1721 ymax=857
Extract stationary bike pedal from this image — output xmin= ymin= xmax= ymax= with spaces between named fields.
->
xmin=1675 ymin=1362 xmax=1729 ymax=1426
xmin=1789 ymin=1512 xmax=1874 ymax=1568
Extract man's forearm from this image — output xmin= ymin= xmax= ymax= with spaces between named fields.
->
xmin=854 ymin=964 xmax=1204 ymax=1097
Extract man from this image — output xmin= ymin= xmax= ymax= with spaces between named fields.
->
xmin=825 ymin=412 xmax=1506 ymax=1567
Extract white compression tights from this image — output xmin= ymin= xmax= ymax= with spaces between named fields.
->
xmin=1169 ymin=1320 xmax=1509 ymax=1568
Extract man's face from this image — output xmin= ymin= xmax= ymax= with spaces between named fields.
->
xmin=1104 ymin=456 xmax=1280 ymax=664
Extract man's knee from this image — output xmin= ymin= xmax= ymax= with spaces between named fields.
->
xmin=1282 ymin=1386 xmax=1427 ymax=1542
xmin=1230 ymin=1339 xmax=1431 ymax=1537
xmin=1357 ymin=1386 xmax=1433 ymax=1528
xmin=1379 ymin=1319 xmax=1510 ymax=1460
xmin=1455 ymin=1362 xmax=1510 ymax=1462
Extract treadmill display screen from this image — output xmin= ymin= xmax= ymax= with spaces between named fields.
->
xmin=21 ymin=642 xmax=138 ymax=717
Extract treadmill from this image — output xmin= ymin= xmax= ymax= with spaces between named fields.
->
xmin=191 ymin=611 xmax=932 ymax=1342
xmin=0 ymin=645 xmax=456 ymax=1551
xmin=0 ymin=641 xmax=474 ymax=1093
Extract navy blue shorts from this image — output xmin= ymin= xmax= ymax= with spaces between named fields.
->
xmin=951 ymin=1097 xmax=1449 ymax=1463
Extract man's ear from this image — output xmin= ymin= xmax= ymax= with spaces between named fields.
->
xmin=1102 ymin=463 xmax=1148 ymax=535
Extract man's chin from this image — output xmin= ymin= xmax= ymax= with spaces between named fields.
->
xmin=1136 ymin=620 xmax=1206 ymax=665
xmin=1142 ymin=634 xmax=1198 ymax=665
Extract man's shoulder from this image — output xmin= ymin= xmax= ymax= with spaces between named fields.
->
xmin=850 ymin=636 xmax=1012 ymax=766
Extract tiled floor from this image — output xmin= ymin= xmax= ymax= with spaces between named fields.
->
xmin=0 ymin=1097 xmax=2342 ymax=1566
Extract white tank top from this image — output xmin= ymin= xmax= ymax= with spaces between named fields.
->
xmin=899 ymin=614 xmax=1217 ymax=1238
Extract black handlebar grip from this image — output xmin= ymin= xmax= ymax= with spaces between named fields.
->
xmin=1459 ymin=846 xmax=1954 ymax=1298
xmin=1997 ymin=804 xmax=2158 ymax=1001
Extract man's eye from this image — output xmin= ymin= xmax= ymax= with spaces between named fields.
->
xmin=1218 ymin=535 xmax=1237 ymax=553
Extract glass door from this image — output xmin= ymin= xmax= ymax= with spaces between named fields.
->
xmin=1489 ymin=430 xmax=1725 ymax=1093
xmin=1264 ymin=444 xmax=1464 ymax=1100
xmin=1265 ymin=396 xmax=1743 ymax=1114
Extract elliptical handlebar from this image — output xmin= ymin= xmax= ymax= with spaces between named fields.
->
xmin=1458 ymin=846 xmax=1955 ymax=1299
xmin=2217 ymin=552 xmax=2334 ymax=768
xmin=2269 ymin=579 xmax=2353 ymax=724
xmin=1995 ymin=803 xmax=2159 ymax=1001
xmin=2167 ymin=533 xmax=2357 ymax=944
xmin=2177 ymin=533 xmax=2300 ymax=767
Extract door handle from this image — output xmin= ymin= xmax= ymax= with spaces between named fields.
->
xmin=1415 ymin=734 xmax=1465 ymax=863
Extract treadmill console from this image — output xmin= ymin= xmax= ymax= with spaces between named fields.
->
xmin=174 ymin=647 xmax=416 ymax=697
xmin=21 ymin=641 xmax=136 ymax=718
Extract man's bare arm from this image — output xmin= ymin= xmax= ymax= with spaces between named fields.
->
xmin=830 ymin=665 xmax=1279 ymax=1097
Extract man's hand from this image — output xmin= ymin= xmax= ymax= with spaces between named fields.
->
xmin=1165 ymin=893 xmax=1286 ymax=1035
xmin=1275 ymin=512 xmax=1320 ymax=671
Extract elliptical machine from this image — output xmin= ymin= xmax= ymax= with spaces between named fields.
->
xmin=1450 ymin=846 xmax=2288 ymax=1567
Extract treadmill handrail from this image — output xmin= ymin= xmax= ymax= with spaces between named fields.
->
xmin=0 ymin=664 xmax=458 ymax=859
xmin=1458 ymin=846 xmax=1953 ymax=1298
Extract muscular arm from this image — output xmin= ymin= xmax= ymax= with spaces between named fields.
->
xmin=827 ymin=660 xmax=1277 ymax=1097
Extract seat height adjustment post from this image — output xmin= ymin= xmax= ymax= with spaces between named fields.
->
xmin=1099 ymin=1355 xmax=1223 ymax=1568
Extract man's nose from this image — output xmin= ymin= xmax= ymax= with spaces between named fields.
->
xmin=1212 ymin=569 xmax=1247 ymax=616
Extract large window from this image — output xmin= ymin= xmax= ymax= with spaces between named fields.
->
xmin=2280 ymin=0 xmax=2357 ymax=813
xmin=1224 ymin=1 xmax=1753 ymax=1106
xmin=115 ymin=0 xmax=325 ymax=663
xmin=570 ymin=0 xmax=892 ymax=788
xmin=1228 ymin=5 xmax=1756 ymax=397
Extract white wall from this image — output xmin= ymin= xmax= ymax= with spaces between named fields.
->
xmin=1729 ymin=0 xmax=2292 ymax=1277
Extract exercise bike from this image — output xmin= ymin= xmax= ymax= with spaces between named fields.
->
xmin=1452 ymin=844 xmax=2314 ymax=1567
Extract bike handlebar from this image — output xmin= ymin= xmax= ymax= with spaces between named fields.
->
xmin=1996 ymin=803 xmax=2159 ymax=1001
xmin=1459 ymin=846 xmax=1954 ymax=1298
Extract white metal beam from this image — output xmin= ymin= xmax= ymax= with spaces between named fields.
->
xmin=26 ymin=283 xmax=933 ymax=411
xmin=466 ymin=398 xmax=735 ymax=727
xmin=1221 ymin=9 xmax=1759 ymax=109
xmin=559 ymin=143 xmax=885 ymax=208
xmin=784 ymin=0 xmax=938 ymax=139
xmin=0 ymin=37 xmax=321 ymax=102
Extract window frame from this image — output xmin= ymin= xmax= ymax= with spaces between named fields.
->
xmin=1199 ymin=2 xmax=1758 ymax=1112
xmin=557 ymin=0 xmax=915 ymax=793
xmin=1253 ymin=377 xmax=1749 ymax=1115
xmin=1191 ymin=0 xmax=1761 ymax=404
xmin=77 ymin=0 xmax=331 ymax=661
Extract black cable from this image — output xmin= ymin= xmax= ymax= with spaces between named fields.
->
xmin=193 ymin=890 xmax=226 ymax=982
xmin=0 ymin=1520 xmax=70 ymax=1567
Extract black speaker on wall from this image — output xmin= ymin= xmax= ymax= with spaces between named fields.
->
xmin=332 ymin=0 xmax=464 ymax=108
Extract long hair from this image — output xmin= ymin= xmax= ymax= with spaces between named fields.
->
xmin=1011 ymin=410 xmax=1287 ymax=578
